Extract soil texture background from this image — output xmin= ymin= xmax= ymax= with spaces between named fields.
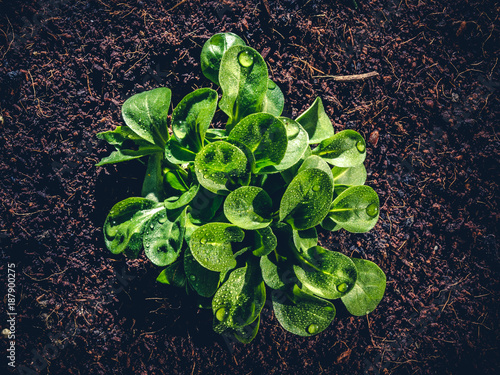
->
xmin=0 ymin=0 xmax=499 ymax=374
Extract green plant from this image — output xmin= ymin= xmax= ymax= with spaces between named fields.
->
xmin=97 ymin=32 xmax=386 ymax=343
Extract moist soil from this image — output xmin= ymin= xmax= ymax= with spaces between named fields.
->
xmin=0 ymin=0 xmax=499 ymax=374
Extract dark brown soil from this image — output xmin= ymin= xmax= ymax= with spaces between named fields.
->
xmin=1 ymin=0 xmax=499 ymax=374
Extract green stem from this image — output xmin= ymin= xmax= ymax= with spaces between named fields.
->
xmin=142 ymin=153 xmax=164 ymax=202
xmin=329 ymin=208 xmax=352 ymax=213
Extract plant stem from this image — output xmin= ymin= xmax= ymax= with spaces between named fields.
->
xmin=142 ymin=153 xmax=164 ymax=202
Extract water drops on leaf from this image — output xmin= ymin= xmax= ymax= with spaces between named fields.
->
xmin=356 ymin=140 xmax=366 ymax=153
xmin=238 ymin=50 xmax=254 ymax=67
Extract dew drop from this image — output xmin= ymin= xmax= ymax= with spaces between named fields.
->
xmin=337 ymin=283 xmax=348 ymax=293
xmin=286 ymin=122 xmax=300 ymax=138
xmin=200 ymin=238 xmax=208 ymax=244
xmin=324 ymin=306 xmax=334 ymax=312
xmin=366 ymin=203 xmax=379 ymax=217
xmin=307 ymin=323 xmax=319 ymax=334
xmin=216 ymin=307 xmax=226 ymax=321
xmin=268 ymin=80 xmax=277 ymax=90
xmin=189 ymin=275 xmax=196 ymax=281
xmin=312 ymin=185 xmax=321 ymax=192
xmin=356 ymin=140 xmax=366 ymax=153
xmin=158 ymin=216 xmax=168 ymax=224
xmin=150 ymin=224 xmax=155 ymax=229
xmin=238 ymin=50 xmax=254 ymax=67
xmin=111 ymin=220 xmax=117 ymax=226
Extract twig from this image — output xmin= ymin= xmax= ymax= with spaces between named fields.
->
xmin=313 ymin=71 xmax=379 ymax=82
xmin=167 ymin=0 xmax=189 ymax=12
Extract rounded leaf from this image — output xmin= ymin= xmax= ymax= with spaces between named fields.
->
xmin=252 ymin=227 xmax=277 ymax=256
xmin=296 ymin=97 xmax=334 ymax=144
xmin=341 ymin=258 xmax=386 ymax=316
xmin=194 ymin=141 xmax=251 ymax=195
xmin=143 ymin=210 xmax=184 ymax=266
xmin=184 ymin=247 xmax=220 ymax=298
xmin=189 ymin=223 xmax=245 ymax=272
xmin=200 ymin=33 xmax=246 ymax=85
xmin=312 ymin=129 xmax=366 ymax=167
xmin=224 ymin=186 xmax=272 ymax=229
xmin=262 ymin=79 xmax=284 ymax=116
xmin=332 ymin=164 xmax=367 ymax=186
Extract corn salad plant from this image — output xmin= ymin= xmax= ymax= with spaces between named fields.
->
xmin=97 ymin=33 xmax=386 ymax=343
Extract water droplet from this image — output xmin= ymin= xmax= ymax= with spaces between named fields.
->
xmin=337 ymin=283 xmax=348 ymax=293
xmin=189 ymin=275 xmax=196 ymax=281
xmin=200 ymin=238 xmax=207 ymax=244
xmin=111 ymin=220 xmax=117 ymax=226
xmin=286 ymin=122 xmax=300 ymax=138
xmin=268 ymin=80 xmax=277 ymax=89
xmin=324 ymin=306 xmax=334 ymax=312
xmin=158 ymin=216 xmax=168 ymax=224
xmin=150 ymin=224 xmax=154 ymax=229
xmin=356 ymin=140 xmax=366 ymax=153
xmin=366 ymin=203 xmax=379 ymax=217
xmin=312 ymin=185 xmax=321 ymax=192
xmin=216 ymin=307 xmax=226 ymax=321
xmin=238 ymin=50 xmax=254 ymax=67
xmin=307 ymin=323 xmax=319 ymax=334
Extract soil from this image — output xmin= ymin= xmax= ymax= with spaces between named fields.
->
xmin=1 ymin=0 xmax=499 ymax=374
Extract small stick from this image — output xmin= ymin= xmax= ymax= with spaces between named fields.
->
xmin=313 ymin=71 xmax=379 ymax=82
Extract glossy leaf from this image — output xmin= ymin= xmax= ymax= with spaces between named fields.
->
xmin=224 ymin=186 xmax=272 ymax=229
xmin=272 ymin=285 xmax=336 ymax=336
xmin=200 ymin=32 xmax=246 ymax=85
xmin=188 ymin=187 xmax=224 ymax=222
xmin=296 ymin=97 xmax=334 ymax=144
xmin=328 ymin=185 xmax=380 ymax=233
xmin=292 ymin=228 xmax=317 ymax=251
xmin=121 ymin=87 xmax=171 ymax=147
xmin=262 ymin=79 xmax=284 ymax=116
xmin=184 ymin=246 xmax=220 ymax=297
xmin=260 ymin=254 xmax=295 ymax=290
xmin=228 ymin=113 xmax=287 ymax=172
xmin=103 ymin=198 xmax=164 ymax=255
xmin=279 ymin=168 xmax=333 ymax=230
xmin=252 ymin=227 xmax=277 ymax=256
xmin=332 ymin=164 xmax=367 ymax=186
xmin=259 ymin=117 xmax=309 ymax=174
xmin=219 ymin=45 xmax=268 ymax=129
xmin=143 ymin=209 xmax=184 ymax=266
xmin=164 ymin=138 xmax=197 ymax=164
xmin=298 ymin=155 xmax=334 ymax=185
xmin=142 ymin=153 xmax=164 ymax=202
xmin=164 ymin=184 xmax=199 ymax=210
xmin=212 ymin=262 xmax=266 ymax=339
xmin=157 ymin=259 xmax=186 ymax=288
xmin=341 ymin=258 xmax=386 ymax=316
xmin=172 ymin=88 xmax=218 ymax=152
xmin=190 ymin=223 xmax=245 ymax=272
xmin=312 ymin=130 xmax=366 ymax=167
xmin=293 ymin=246 xmax=357 ymax=299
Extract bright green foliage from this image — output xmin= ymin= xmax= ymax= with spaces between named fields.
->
xmin=97 ymin=33 xmax=385 ymax=344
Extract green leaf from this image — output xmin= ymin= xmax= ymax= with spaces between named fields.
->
xmin=293 ymin=246 xmax=357 ymax=299
xmin=262 ymin=79 xmax=284 ymax=116
xmin=142 ymin=153 xmax=164 ymax=202
xmin=279 ymin=168 xmax=333 ymax=230
xmin=212 ymin=261 xmax=265 ymax=339
xmin=205 ymin=128 xmax=228 ymax=141
xmin=157 ymin=259 xmax=186 ymax=288
xmin=327 ymin=185 xmax=380 ymax=233
xmin=103 ymin=198 xmax=164 ymax=255
xmin=292 ymin=228 xmax=317 ymax=251
xmin=165 ymin=138 xmax=197 ymax=164
xmin=188 ymin=187 xmax=224 ymax=222
xmin=172 ymin=88 xmax=218 ymax=152
xmin=312 ymin=129 xmax=366 ymax=167
xmin=184 ymin=246 xmax=220 ymax=297
xmin=341 ymin=258 xmax=386 ymax=316
xmin=219 ymin=46 xmax=268 ymax=129
xmin=194 ymin=141 xmax=251 ymax=194
xmin=296 ymin=97 xmax=334 ymax=144
xmin=164 ymin=168 xmax=189 ymax=192
xmin=143 ymin=209 xmax=184 ymax=266
xmin=189 ymin=223 xmax=245 ymax=272
xmin=96 ymin=148 xmax=160 ymax=166
xmin=252 ymin=227 xmax=277 ymax=256
xmin=260 ymin=254 xmax=293 ymax=290
xmin=228 ymin=113 xmax=288 ymax=172
xmin=224 ymin=186 xmax=272 ymax=230
xmin=97 ymin=125 xmax=146 ymax=146
xmin=200 ymin=32 xmax=246 ymax=85
xmin=332 ymin=164 xmax=367 ymax=186
xmin=258 ymin=117 xmax=309 ymax=174
xmin=231 ymin=315 xmax=260 ymax=344
xmin=280 ymin=146 xmax=312 ymax=184
xmin=298 ymin=155 xmax=334 ymax=185
xmin=121 ymin=87 xmax=171 ymax=147
xmin=164 ymin=184 xmax=199 ymax=210
xmin=272 ymin=285 xmax=336 ymax=336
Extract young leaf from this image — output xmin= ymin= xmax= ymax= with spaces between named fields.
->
xmin=332 ymin=164 xmax=367 ymax=186
xmin=252 ymin=227 xmax=277 ymax=256
xmin=312 ymin=129 xmax=366 ymax=167
xmin=262 ymin=79 xmax=284 ymax=116
xmin=143 ymin=209 xmax=184 ymax=266
xmin=272 ymin=285 xmax=336 ymax=336
xmin=96 ymin=148 xmax=161 ymax=166
xmin=200 ymin=32 xmax=246 ymax=85
xmin=157 ymin=259 xmax=186 ymax=288
xmin=212 ymin=261 xmax=266 ymax=336
xmin=104 ymin=198 xmax=164 ymax=255
xmin=260 ymin=254 xmax=294 ymax=290
xmin=296 ymin=97 xmax=334 ymax=144
xmin=293 ymin=246 xmax=358 ymax=299
xmin=164 ymin=138 xmax=197 ymax=164
xmin=219 ymin=46 xmax=268 ymax=129
xmin=121 ymin=87 xmax=171 ymax=147
xmin=341 ymin=258 xmax=386 ymax=316
xmin=224 ymin=186 xmax=273 ymax=230
xmin=298 ymin=155 xmax=334 ymax=185
xmin=194 ymin=141 xmax=251 ymax=194
xmin=231 ymin=315 xmax=260 ymax=344
xmin=327 ymin=185 xmax=380 ymax=233
xmin=189 ymin=223 xmax=245 ymax=272
xmin=172 ymin=88 xmax=218 ymax=152
xmin=188 ymin=187 xmax=224 ymax=222
xmin=184 ymin=246 xmax=220 ymax=298
xmin=228 ymin=113 xmax=287 ymax=172
xmin=258 ymin=117 xmax=309 ymax=174
xmin=164 ymin=184 xmax=199 ymax=210
xmin=279 ymin=168 xmax=333 ymax=230
xmin=292 ymin=228 xmax=317 ymax=252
